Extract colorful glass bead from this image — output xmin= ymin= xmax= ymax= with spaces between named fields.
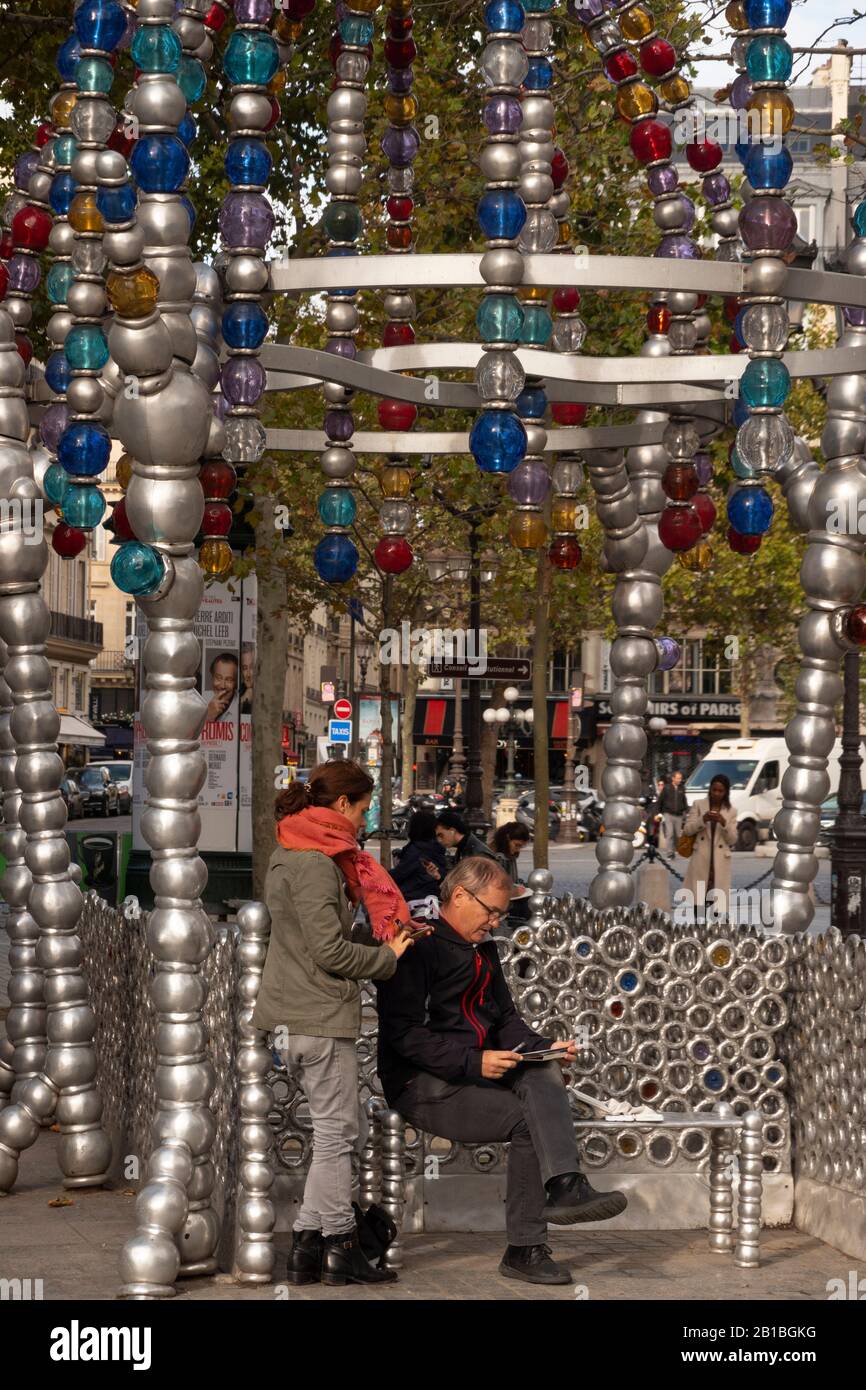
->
xmin=64 ymin=325 xmax=109 ymax=370
xmin=470 ymin=411 xmax=527 ymax=473
xmin=111 ymin=541 xmax=166 ymax=595
xmin=131 ymin=24 xmax=183 ymax=73
xmin=130 ymin=134 xmax=189 ymax=193
xmin=314 ymin=533 xmax=359 ymax=583
xmin=62 ymin=483 xmax=106 ymax=530
xmin=318 ymin=488 xmax=357 ymax=528
xmin=727 ymin=486 xmax=773 ymax=535
xmin=106 ymin=266 xmax=160 ymax=318
xmin=58 ymin=421 xmax=112 ymax=477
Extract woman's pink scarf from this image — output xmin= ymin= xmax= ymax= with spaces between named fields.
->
xmin=277 ymin=804 xmax=410 ymax=942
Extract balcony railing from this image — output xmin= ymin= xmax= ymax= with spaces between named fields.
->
xmin=92 ymin=648 xmax=133 ymax=672
xmin=49 ymin=611 xmax=104 ymax=647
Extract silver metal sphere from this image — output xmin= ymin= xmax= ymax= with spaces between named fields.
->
xmin=480 ymin=248 xmax=524 ymax=286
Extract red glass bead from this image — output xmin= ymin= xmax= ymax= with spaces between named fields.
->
xmin=386 ymin=224 xmax=412 ymax=250
xmin=0 ymin=231 xmax=13 ymax=259
xmin=387 ymin=15 xmax=414 ymax=38
xmin=728 ymin=526 xmax=761 ymax=555
xmin=11 ymin=204 xmax=52 ymax=253
xmin=659 ymin=504 xmax=702 ymax=551
xmin=662 ymin=463 xmax=698 ymax=502
xmin=550 ymin=148 xmax=569 ymax=189
xmin=265 ymin=96 xmax=281 ymax=131
xmin=686 ymin=139 xmax=723 ymax=173
xmin=112 ymin=498 xmax=135 ymax=541
xmin=692 ymin=491 xmax=717 ymax=534
xmin=383 ymin=321 xmax=415 ymax=347
xmin=285 ymin=0 xmax=315 ymax=16
xmin=629 ymin=119 xmax=672 ymax=165
xmin=695 ymin=294 xmax=708 ymax=309
xmin=15 ymin=334 xmax=32 ymax=365
xmin=375 ymin=536 xmax=413 ymax=574
xmin=0 ymin=263 xmax=8 ymax=301
xmin=108 ymin=124 xmax=135 ymax=158
xmin=639 ymin=37 xmax=676 ymax=77
xmin=549 ymin=537 xmax=582 ymax=570
xmin=34 ymin=122 xmax=54 ymax=148
xmin=551 ymin=402 xmax=587 ymax=426
xmin=384 ymin=37 xmax=416 ymax=68
xmin=845 ymin=604 xmax=866 ymax=645
xmin=378 ymin=399 xmax=417 ymax=431
xmin=204 ymin=2 xmax=227 ymax=30
xmin=52 ymin=522 xmax=87 ymax=558
xmin=647 ymin=304 xmax=670 ymax=334
xmin=202 ymin=501 xmax=233 ymax=537
xmin=553 ymin=287 xmax=580 ymax=313
xmin=386 ymin=195 xmax=413 ymax=221
xmin=200 ymin=461 xmax=237 ymax=499
xmin=723 ymin=296 xmax=741 ymax=322
xmin=604 ymin=50 xmax=639 ymax=82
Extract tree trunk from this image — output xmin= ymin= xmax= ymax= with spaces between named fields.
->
xmin=252 ymin=498 xmax=287 ymax=900
xmin=532 ymin=547 xmax=551 ymax=869
xmin=379 ymin=576 xmax=395 ymax=870
xmin=401 ymin=657 xmax=420 ymax=799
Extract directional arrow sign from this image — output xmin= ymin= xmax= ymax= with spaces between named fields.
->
xmin=428 ymin=657 xmax=532 ymax=681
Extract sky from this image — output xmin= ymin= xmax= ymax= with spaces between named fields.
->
xmin=693 ymin=0 xmax=866 ymax=91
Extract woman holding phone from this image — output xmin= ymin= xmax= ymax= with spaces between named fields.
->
xmin=681 ymin=773 xmax=738 ymax=920
xmin=253 ymin=760 xmax=416 ymax=1288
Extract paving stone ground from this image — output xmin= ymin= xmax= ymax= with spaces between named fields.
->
xmin=0 ymin=1132 xmax=851 ymax=1303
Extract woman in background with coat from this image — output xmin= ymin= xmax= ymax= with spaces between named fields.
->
xmin=681 ymin=774 xmax=738 ymax=920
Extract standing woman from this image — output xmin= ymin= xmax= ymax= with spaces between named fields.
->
xmin=253 ymin=760 xmax=415 ymax=1287
xmin=681 ymin=774 xmax=738 ymax=920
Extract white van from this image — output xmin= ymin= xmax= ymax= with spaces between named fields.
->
xmin=684 ymin=736 xmax=851 ymax=852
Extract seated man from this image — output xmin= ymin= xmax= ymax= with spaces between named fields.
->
xmin=376 ymin=856 xmax=627 ymax=1286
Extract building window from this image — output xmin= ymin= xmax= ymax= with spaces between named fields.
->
xmin=73 ymin=675 xmax=84 ymax=711
xmin=92 ymin=527 xmax=107 ymax=562
xmin=650 ymin=638 xmax=733 ymax=696
xmin=125 ymin=601 xmax=135 ymax=639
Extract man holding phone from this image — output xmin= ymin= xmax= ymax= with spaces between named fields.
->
xmin=376 ymin=857 xmax=627 ymax=1286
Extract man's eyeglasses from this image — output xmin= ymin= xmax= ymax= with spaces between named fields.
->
xmin=463 ymin=887 xmax=505 ymax=922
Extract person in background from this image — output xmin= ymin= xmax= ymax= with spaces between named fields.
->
xmin=659 ymin=769 xmax=687 ymax=851
xmin=390 ymin=809 xmax=448 ymax=921
xmin=646 ymin=776 xmax=665 ymax=847
xmin=253 ymin=760 xmax=416 ymax=1289
xmin=681 ymin=773 xmax=738 ymax=921
xmin=435 ymin=808 xmax=497 ymax=865
xmin=490 ymin=820 xmax=532 ymax=927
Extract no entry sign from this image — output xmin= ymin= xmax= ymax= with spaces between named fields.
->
xmin=334 ymin=698 xmax=352 ymax=719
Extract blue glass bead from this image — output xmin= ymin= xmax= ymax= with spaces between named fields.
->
xmin=766 ymin=1066 xmax=781 ymax=1083
xmin=222 ymin=302 xmax=268 ymax=350
xmin=619 ymin=972 xmax=639 ymax=993
xmin=49 ymin=172 xmax=77 ymax=216
xmin=525 ymin=58 xmax=554 ymax=89
xmin=740 ymin=358 xmax=791 ymax=409
xmin=62 ymin=484 xmax=106 ymax=531
xmin=96 ymin=182 xmax=137 ymax=223
xmin=470 ymin=410 xmax=527 ymax=474
xmin=45 ymin=350 xmax=71 ymax=394
xmin=730 ymin=446 xmax=755 ymax=480
xmin=703 ymin=1068 xmax=726 ymax=1093
xmin=854 ymin=202 xmax=866 ymax=237
xmin=75 ymin=57 xmax=114 ymax=94
xmin=314 ymin=534 xmax=359 ymax=584
xmin=111 ymin=542 xmax=166 ymax=596
xmin=56 ymin=34 xmax=81 ymax=82
xmin=178 ymin=113 xmax=197 ymax=148
xmin=58 ymin=422 xmax=112 ymax=478
xmin=483 ymin=0 xmax=525 ymax=32
xmin=74 ymin=0 xmax=127 ymax=51
xmin=477 ymin=188 xmax=526 ymax=240
xmin=727 ymin=485 xmax=773 ymax=535
xmin=46 ymin=262 xmax=75 ymax=305
xmin=181 ymin=196 xmax=197 ymax=232
xmin=340 ymin=16 xmax=374 ymax=45
xmin=318 ymin=488 xmax=357 ymax=528
xmin=177 ymin=55 xmax=207 ymax=103
xmin=733 ymin=397 xmax=750 ymax=429
xmin=519 ymin=303 xmax=552 ymax=346
xmin=130 ymin=24 xmax=182 ymax=74
xmin=516 ymin=384 xmax=547 ymax=418
xmin=523 ymin=0 xmax=555 ymax=9
xmin=744 ymin=0 xmax=791 ymax=29
xmin=52 ymin=134 xmax=77 ymax=166
xmin=746 ymin=35 xmax=793 ymax=82
xmin=225 ymin=138 xmax=273 ymax=187
xmin=223 ymin=30 xmax=279 ymax=86
xmin=130 ymin=134 xmax=189 ymax=193
xmin=476 ymin=294 xmax=524 ymax=342
xmin=743 ymin=143 xmax=792 ymax=190
xmin=64 ymin=325 xmax=109 ymax=371
xmin=43 ymin=463 xmax=70 ymax=507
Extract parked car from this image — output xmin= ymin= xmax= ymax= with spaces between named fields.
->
xmin=60 ymin=776 xmax=84 ymax=820
xmin=71 ymin=764 xmax=120 ymax=817
xmin=95 ymin=760 xmax=133 ymax=813
xmin=818 ymin=792 xmax=866 ymax=845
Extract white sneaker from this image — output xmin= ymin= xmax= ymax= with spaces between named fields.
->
xmin=572 ymin=1087 xmax=663 ymax=1123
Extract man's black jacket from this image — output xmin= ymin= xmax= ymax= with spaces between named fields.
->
xmin=376 ymin=917 xmax=551 ymax=1106
xmin=659 ymin=783 xmax=687 ymax=815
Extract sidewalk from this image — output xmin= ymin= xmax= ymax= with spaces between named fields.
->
xmin=0 ymin=1132 xmax=848 ymax=1302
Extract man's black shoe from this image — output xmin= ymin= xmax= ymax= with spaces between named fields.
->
xmin=544 ymin=1171 xmax=628 ymax=1225
xmin=499 ymin=1243 xmax=572 ymax=1285
xmin=321 ymin=1227 xmax=399 ymax=1286
xmin=287 ymin=1228 xmax=323 ymax=1284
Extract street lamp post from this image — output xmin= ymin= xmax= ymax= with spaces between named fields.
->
xmin=484 ymin=686 xmax=534 ymax=826
xmin=830 ymin=649 xmax=866 ymax=938
xmin=647 ymin=715 xmax=668 ymax=785
xmin=559 ymin=677 xmax=584 ymax=846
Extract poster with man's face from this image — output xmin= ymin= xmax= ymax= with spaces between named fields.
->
xmin=203 ymin=648 xmax=239 ymax=725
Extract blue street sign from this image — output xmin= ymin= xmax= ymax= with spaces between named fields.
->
xmin=348 ymin=596 xmax=364 ymax=622
xmin=329 ymin=719 xmax=351 ymax=744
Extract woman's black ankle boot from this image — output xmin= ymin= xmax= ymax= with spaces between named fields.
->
xmin=287 ymin=1228 xmax=323 ymax=1284
xmin=321 ymin=1227 xmax=399 ymax=1286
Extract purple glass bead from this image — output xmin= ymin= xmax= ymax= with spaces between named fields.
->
xmin=14 ymin=150 xmax=39 ymax=191
xmin=212 ymin=393 xmax=230 ymax=421
xmin=7 ymin=254 xmax=41 ymax=293
xmin=702 ymin=171 xmax=731 ymax=206
xmin=117 ymin=6 xmax=136 ymax=48
xmin=381 ymin=126 xmax=420 ymax=167
xmin=730 ymin=74 xmax=754 ymax=110
xmin=324 ymin=409 xmax=355 ymax=441
xmin=844 ymin=305 xmax=866 ymax=327
xmin=570 ymin=0 xmax=604 ymax=21
xmin=647 ymin=163 xmax=679 ymax=196
xmin=655 ymin=636 xmax=681 ymax=672
xmin=335 ymin=0 xmax=348 ymax=18
xmin=483 ymin=95 xmax=523 ymax=135
xmin=387 ymin=66 xmax=414 ymax=93
xmin=655 ymin=234 xmax=701 ymax=259
xmin=739 ymin=196 xmax=797 ymax=252
xmin=40 ymin=402 xmax=69 ymax=453
xmin=219 ymin=191 xmax=275 ymax=249
xmin=694 ymin=451 xmax=713 ymax=487
xmin=326 ymin=338 xmax=357 ymax=359
xmin=508 ymin=459 xmax=550 ymax=507
xmin=221 ymin=356 xmax=266 ymax=406
xmin=234 ymin=0 xmax=272 ymax=20
xmin=678 ymin=195 xmax=696 ymax=233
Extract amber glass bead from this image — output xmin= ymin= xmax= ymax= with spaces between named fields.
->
xmin=115 ymin=453 xmax=134 ymax=491
xmin=390 ymin=0 xmax=413 ymax=13
xmin=199 ymin=538 xmax=233 ymax=578
xmin=269 ymin=70 xmax=286 ymax=95
xmin=659 ymin=75 xmax=690 ymax=106
xmin=382 ymin=466 xmax=412 ymax=498
xmin=521 ymin=286 xmax=549 ymax=302
xmin=663 ymin=462 xmax=699 ymax=501
xmin=616 ymin=82 xmax=657 ymax=122
xmin=509 ymin=512 xmax=547 ymax=549
xmin=620 ymin=6 xmax=653 ymax=41
xmin=51 ymin=90 xmax=78 ymax=127
xmin=725 ymin=0 xmax=747 ymax=28
xmin=552 ymin=498 xmax=581 ymax=532
xmin=557 ymin=221 xmax=572 ymax=244
xmin=387 ymin=224 xmax=413 ymax=250
xmin=678 ymin=540 xmax=713 ymax=572
xmin=106 ymin=265 xmax=160 ymax=318
xmin=274 ymin=13 xmax=294 ymax=42
xmin=710 ymin=942 xmax=732 ymax=967
xmin=384 ymin=93 xmax=418 ymax=124
xmin=748 ymin=89 xmax=795 ymax=138
xmin=69 ymin=191 xmax=103 ymax=233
